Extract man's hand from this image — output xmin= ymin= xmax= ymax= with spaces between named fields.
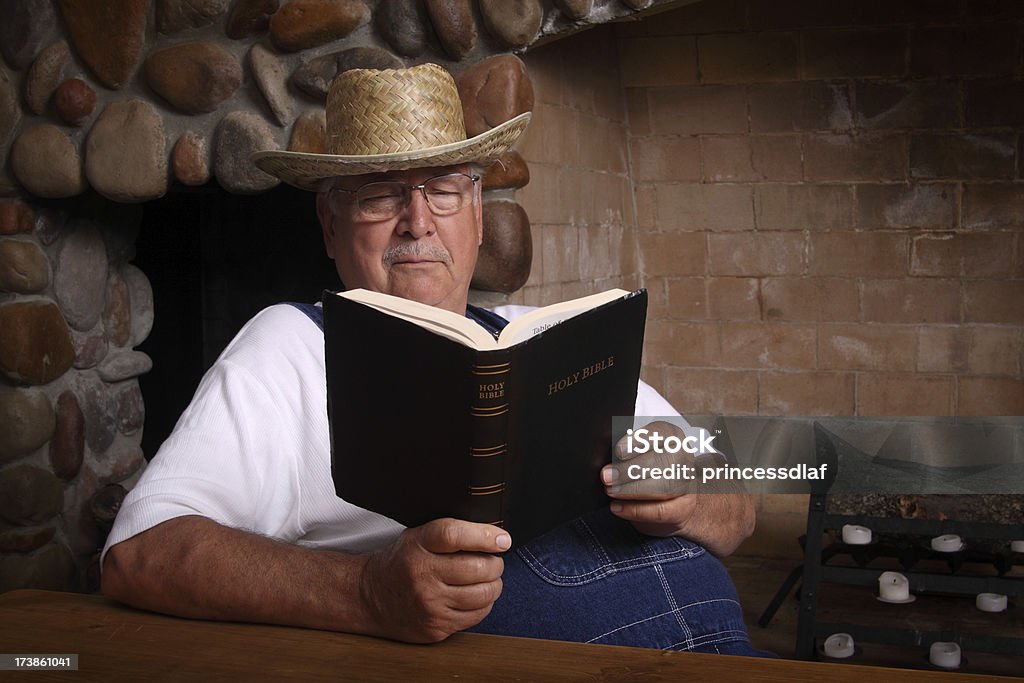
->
xmin=359 ymin=518 xmax=510 ymax=643
xmin=601 ymin=421 xmax=755 ymax=556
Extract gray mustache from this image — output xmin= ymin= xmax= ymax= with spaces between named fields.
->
xmin=383 ymin=243 xmax=452 ymax=266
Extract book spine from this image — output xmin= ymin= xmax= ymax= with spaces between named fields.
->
xmin=469 ymin=352 xmax=511 ymax=528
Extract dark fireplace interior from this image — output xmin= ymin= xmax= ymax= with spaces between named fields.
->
xmin=134 ymin=184 xmax=340 ymax=458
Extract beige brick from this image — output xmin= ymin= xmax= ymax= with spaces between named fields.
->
xmin=579 ymin=225 xmax=612 ymax=281
xmin=645 ymin=277 xmax=669 ymax=321
xmin=965 ymin=79 xmax=1024 ymax=127
xmin=963 ymin=183 xmax=1024 ymax=230
xmin=910 ymin=133 xmax=1015 ymax=180
xmin=518 ymin=163 xmax=562 ymax=225
xmin=857 ymin=183 xmax=957 ymax=230
xmin=634 ymin=184 xmax=657 ymax=229
xmin=910 ymin=25 xmax=1017 ymax=78
xmin=721 ymin=322 xmax=817 ymax=369
xmin=918 ymin=326 xmax=1022 ymax=376
xmin=856 ymin=81 xmax=960 ymax=130
xmin=625 ymin=88 xmax=651 ymax=136
xmin=809 ymin=232 xmax=907 ymax=277
xmin=707 ymin=277 xmax=760 ymax=320
xmin=755 ymin=184 xmax=855 ymax=231
xmin=521 ymin=50 xmax=562 ymax=107
xmin=759 ymin=371 xmax=855 ymax=415
xmin=910 ymin=232 xmax=1015 ymax=278
xmin=578 ymin=115 xmax=627 ymax=174
xmin=541 ymin=224 xmax=579 ymax=283
xmin=805 ymin=133 xmax=907 ymax=181
xmin=645 ymin=320 xmax=722 ymax=367
xmin=819 ymin=324 xmax=917 ymax=371
xmin=709 ymin=232 xmax=806 ymax=276
xmin=618 ymin=36 xmax=698 ymax=88
xmin=857 ymin=374 xmax=955 ymax=416
xmin=703 ymin=134 xmax=802 ymax=182
xmin=958 ymin=377 xmax=1024 ymax=415
xmin=862 ymin=279 xmax=961 ymax=324
xmin=762 ymin=277 xmax=860 ymax=322
xmin=964 ymin=281 xmax=1024 ymax=323
xmin=666 ymin=277 xmax=707 ymax=319
xmin=649 ymin=85 xmax=747 ymax=135
xmin=698 ymin=32 xmax=799 ymax=83
xmin=665 ymin=368 xmax=759 ymax=414
xmin=516 ymin=103 xmax=579 ymax=166
xmin=803 ymin=28 xmax=907 ymax=79
xmin=748 ymin=82 xmax=852 ymax=133
xmin=630 ymin=136 xmax=701 ymax=182
xmin=654 ymin=183 xmax=755 ymax=232
xmin=638 ymin=232 xmax=707 ymax=277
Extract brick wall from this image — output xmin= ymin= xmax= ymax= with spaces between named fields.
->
xmin=517 ymin=0 xmax=1024 ymax=557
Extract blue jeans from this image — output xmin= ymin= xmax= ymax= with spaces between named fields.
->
xmin=469 ymin=508 xmax=769 ymax=656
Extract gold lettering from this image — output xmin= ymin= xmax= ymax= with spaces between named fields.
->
xmin=546 ymin=357 xmax=617 ymax=395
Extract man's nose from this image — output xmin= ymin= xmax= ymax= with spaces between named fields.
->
xmin=396 ymin=188 xmax=435 ymax=238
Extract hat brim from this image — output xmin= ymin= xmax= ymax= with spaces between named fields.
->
xmin=252 ymin=112 xmax=531 ymax=191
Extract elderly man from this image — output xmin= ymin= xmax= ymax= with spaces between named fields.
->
xmin=102 ymin=64 xmax=759 ymax=654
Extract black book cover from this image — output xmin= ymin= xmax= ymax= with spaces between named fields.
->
xmin=324 ymin=289 xmax=647 ymax=542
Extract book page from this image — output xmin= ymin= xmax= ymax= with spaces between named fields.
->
xmin=496 ymin=289 xmax=630 ymax=349
xmin=335 ymin=289 xmax=496 ymax=349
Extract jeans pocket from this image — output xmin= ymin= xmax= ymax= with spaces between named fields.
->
xmin=515 ymin=508 xmax=706 ymax=586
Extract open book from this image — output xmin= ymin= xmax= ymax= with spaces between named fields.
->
xmin=324 ymin=288 xmax=648 ymax=541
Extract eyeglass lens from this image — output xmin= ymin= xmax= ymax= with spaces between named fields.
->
xmin=332 ymin=173 xmax=478 ymax=221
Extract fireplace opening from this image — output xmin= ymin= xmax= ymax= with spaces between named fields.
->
xmin=135 ymin=183 xmax=339 ymax=459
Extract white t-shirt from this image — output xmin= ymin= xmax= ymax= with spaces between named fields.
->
xmin=103 ymin=304 xmax=681 ymax=561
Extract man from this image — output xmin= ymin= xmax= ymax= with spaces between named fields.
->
xmin=102 ymin=63 xmax=759 ymax=653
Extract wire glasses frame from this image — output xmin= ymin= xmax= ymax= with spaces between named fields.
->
xmin=326 ymin=172 xmax=481 ymax=222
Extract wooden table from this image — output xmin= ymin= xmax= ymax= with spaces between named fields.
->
xmin=0 ymin=589 xmax=1016 ymax=681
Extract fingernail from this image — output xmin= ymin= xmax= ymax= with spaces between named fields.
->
xmin=496 ymin=533 xmax=512 ymax=550
xmin=610 ymin=502 xmax=623 ymax=514
xmin=601 ymin=466 xmax=618 ymax=484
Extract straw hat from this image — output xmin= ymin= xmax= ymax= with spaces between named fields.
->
xmin=252 ymin=63 xmax=531 ymax=190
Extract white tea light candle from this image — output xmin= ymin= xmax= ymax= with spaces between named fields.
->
xmin=1012 ymin=540 xmax=1024 ymax=553
xmin=841 ymin=524 xmax=872 ymax=545
xmin=877 ymin=571 xmax=911 ymax=602
xmin=929 ymin=642 xmax=961 ymax=669
xmin=976 ymin=593 xmax=1008 ymax=613
xmin=823 ymin=633 xmax=855 ymax=658
xmin=931 ymin=534 xmax=963 ymax=552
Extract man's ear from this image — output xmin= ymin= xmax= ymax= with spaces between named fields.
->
xmin=315 ymin=193 xmax=336 ymax=259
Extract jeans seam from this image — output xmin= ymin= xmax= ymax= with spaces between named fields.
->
xmin=516 ymin=543 xmax=706 ymax=585
xmin=666 ymin=629 xmax=749 ymax=652
xmin=655 ymin=563 xmax=693 ymax=648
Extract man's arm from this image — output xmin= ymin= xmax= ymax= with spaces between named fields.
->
xmin=101 ymin=515 xmax=510 ymax=643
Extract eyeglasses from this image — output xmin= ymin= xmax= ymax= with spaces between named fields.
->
xmin=327 ymin=172 xmax=480 ymax=222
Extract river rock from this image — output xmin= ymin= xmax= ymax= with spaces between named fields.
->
xmin=213 ymin=111 xmax=280 ymax=193
xmin=479 ymin=0 xmax=542 ymax=50
xmin=58 ymin=0 xmax=147 ymax=89
xmin=0 ymin=201 xmax=34 ymax=235
xmin=71 ymin=323 xmax=108 ymax=370
xmin=473 ymin=200 xmax=532 ymax=293
xmin=374 ymin=0 xmax=430 ymax=57
xmin=226 ymin=0 xmax=279 ymax=39
xmin=172 ymin=131 xmax=210 ymax=186
xmin=291 ymin=46 xmax=403 ymax=100
xmin=249 ymin=43 xmax=293 ymax=126
xmin=94 ymin=441 xmax=145 ymax=486
xmin=0 ymin=0 xmax=55 ymax=70
xmin=104 ymin=271 xmax=131 ymax=347
xmin=0 ymin=238 xmax=48 ymax=293
xmin=97 ymin=350 xmax=152 ymax=382
xmin=456 ymin=54 xmax=534 ymax=136
xmin=144 ymin=42 xmax=241 ymax=114
xmin=116 ymin=382 xmax=144 ymax=435
xmin=10 ymin=125 xmax=85 ymax=198
xmin=0 ymin=527 xmax=55 ymax=553
xmin=554 ymin=0 xmax=594 ymax=20
xmin=54 ymin=222 xmax=107 ymax=331
xmin=482 ymin=151 xmax=530 ymax=190
xmin=288 ymin=109 xmax=326 ymax=153
xmin=425 ymin=0 xmax=476 ymax=60
xmin=157 ymin=0 xmax=229 ymax=34
xmin=85 ymin=100 xmax=168 ymax=203
xmin=0 ymin=67 xmax=19 ymax=152
xmin=621 ymin=0 xmax=653 ymax=8
xmin=123 ymin=264 xmax=153 ymax=347
xmin=0 ymin=300 xmax=75 ymax=385
xmin=54 ymin=78 xmax=96 ymax=126
xmin=0 ymin=389 xmax=55 ymax=464
xmin=79 ymin=376 xmax=118 ymax=454
xmin=49 ymin=391 xmax=84 ymax=479
xmin=269 ymin=0 xmax=367 ymax=53
xmin=0 ymin=464 xmax=64 ymax=525
xmin=25 ymin=41 xmax=70 ymax=115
